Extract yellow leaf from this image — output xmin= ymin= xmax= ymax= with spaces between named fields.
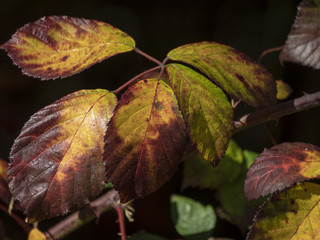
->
xmin=28 ymin=228 xmax=47 ymax=240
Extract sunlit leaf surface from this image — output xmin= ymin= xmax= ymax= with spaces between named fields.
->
xmin=247 ymin=182 xmax=320 ymax=240
xmin=104 ymin=79 xmax=187 ymax=202
xmin=167 ymin=64 xmax=233 ymax=164
xmin=0 ymin=159 xmax=11 ymax=205
xmin=182 ymin=140 xmax=243 ymax=190
xmin=1 ymin=16 xmax=135 ymax=79
xmin=8 ymin=89 xmax=117 ymax=222
xmin=280 ymin=0 xmax=320 ymax=69
xmin=167 ymin=42 xmax=277 ymax=108
xmin=244 ymin=142 xmax=320 ymax=201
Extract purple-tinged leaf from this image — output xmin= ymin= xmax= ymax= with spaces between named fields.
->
xmin=244 ymin=142 xmax=320 ymax=201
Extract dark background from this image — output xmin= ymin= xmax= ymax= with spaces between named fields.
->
xmin=1 ymin=0 xmax=320 ymax=239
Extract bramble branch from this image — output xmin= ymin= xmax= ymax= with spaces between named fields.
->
xmin=44 ymin=189 xmax=120 ymax=240
xmin=234 ymin=91 xmax=320 ymax=132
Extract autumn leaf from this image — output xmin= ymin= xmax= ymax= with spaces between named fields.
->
xmin=28 ymin=228 xmax=47 ymax=240
xmin=276 ymin=80 xmax=292 ymax=100
xmin=244 ymin=142 xmax=320 ymax=201
xmin=8 ymin=89 xmax=117 ymax=222
xmin=104 ymin=79 xmax=187 ymax=202
xmin=1 ymin=16 xmax=135 ymax=80
xmin=167 ymin=64 xmax=233 ymax=164
xmin=167 ymin=42 xmax=277 ymax=108
xmin=280 ymin=0 xmax=320 ymax=69
xmin=247 ymin=182 xmax=320 ymax=240
xmin=0 ymin=159 xmax=11 ymax=205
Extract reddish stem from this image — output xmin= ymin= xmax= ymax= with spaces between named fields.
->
xmin=114 ymin=204 xmax=126 ymax=240
xmin=258 ymin=45 xmax=284 ymax=62
xmin=0 ymin=202 xmax=30 ymax=234
xmin=134 ymin=47 xmax=162 ymax=66
xmin=112 ymin=66 xmax=161 ymax=94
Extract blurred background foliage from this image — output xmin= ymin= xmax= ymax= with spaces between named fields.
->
xmin=1 ymin=0 xmax=320 ymax=239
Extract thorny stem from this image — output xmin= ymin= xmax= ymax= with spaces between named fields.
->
xmin=134 ymin=47 xmax=162 ymax=66
xmin=114 ymin=203 xmax=126 ymax=240
xmin=234 ymin=91 xmax=320 ymax=132
xmin=112 ymin=66 xmax=161 ymax=94
xmin=0 ymin=202 xmax=30 ymax=234
xmin=44 ymin=190 xmax=120 ymax=240
xmin=258 ymin=45 xmax=284 ymax=62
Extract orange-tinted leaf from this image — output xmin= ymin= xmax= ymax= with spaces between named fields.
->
xmin=167 ymin=64 xmax=233 ymax=164
xmin=280 ymin=0 xmax=320 ymax=69
xmin=167 ymin=42 xmax=277 ymax=108
xmin=8 ymin=89 xmax=117 ymax=222
xmin=0 ymin=159 xmax=11 ymax=205
xmin=247 ymin=182 xmax=320 ymax=240
xmin=244 ymin=142 xmax=320 ymax=201
xmin=104 ymin=79 xmax=187 ymax=201
xmin=1 ymin=16 xmax=135 ymax=80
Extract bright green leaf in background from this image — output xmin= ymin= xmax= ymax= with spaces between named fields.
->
xmin=247 ymin=182 xmax=320 ymax=240
xmin=216 ymin=150 xmax=263 ymax=233
xmin=182 ymin=140 xmax=243 ymax=190
xmin=170 ymin=194 xmax=216 ymax=240
xmin=167 ymin=63 xmax=233 ymax=165
xmin=167 ymin=42 xmax=277 ymax=108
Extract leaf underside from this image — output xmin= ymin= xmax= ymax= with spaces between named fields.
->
xmin=167 ymin=64 xmax=234 ymax=164
xmin=244 ymin=142 xmax=320 ymax=201
xmin=247 ymin=182 xmax=320 ymax=240
xmin=8 ymin=89 xmax=117 ymax=222
xmin=1 ymin=16 xmax=135 ymax=80
xmin=167 ymin=41 xmax=277 ymax=108
xmin=104 ymin=79 xmax=187 ymax=202
xmin=280 ymin=0 xmax=320 ymax=69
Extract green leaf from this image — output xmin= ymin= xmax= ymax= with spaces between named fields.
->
xmin=170 ymin=194 xmax=216 ymax=239
xmin=247 ymin=182 xmax=320 ymax=240
xmin=167 ymin=64 xmax=234 ymax=164
xmin=244 ymin=142 xmax=320 ymax=201
xmin=182 ymin=140 xmax=243 ymax=190
xmin=167 ymin=42 xmax=277 ymax=108
xmin=216 ymin=149 xmax=261 ymax=233
xmin=104 ymin=79 xmax=187 ymax=202
xmin=129 ymin=232 xmax=168 ymax=240
xmin=280 ymin=0 xmax=320 ymax=69
xmin=8 ymin=89 xmax=117 ymax=222
xmin=1 ymin=16 xmax=135 ymax=80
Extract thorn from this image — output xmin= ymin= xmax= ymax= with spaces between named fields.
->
xmin=8 ymin=197 xmax=14 ymax=215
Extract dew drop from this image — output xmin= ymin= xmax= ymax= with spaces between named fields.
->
xmin=305 ymin=148 xmax=308 ymax=151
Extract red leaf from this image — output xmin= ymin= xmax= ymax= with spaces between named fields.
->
xmin=7 ymin=89 xmax=117 ymax=222
xmin=244 ymin=142 xmax=320 ymax=201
